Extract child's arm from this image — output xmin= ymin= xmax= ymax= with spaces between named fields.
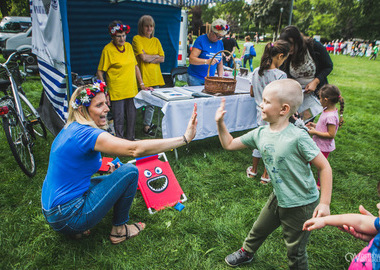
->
xmin=215 ymin=98 xmax=247 ymax=151
xmin=303 ymin=214 xmax=377 ymax=235
xmin=310 ymin=152 xmax=332 ymax=217
xmin=308 ymin=124 xmax=337 ymax=139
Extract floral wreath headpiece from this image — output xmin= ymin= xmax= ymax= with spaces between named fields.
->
xmin=109 ymin=24 xmax=131 ymax=35
xmin=71 ymin=81 xmax=108 ymax=109
xmin=213 ymin=24 xmax=230 ymax=31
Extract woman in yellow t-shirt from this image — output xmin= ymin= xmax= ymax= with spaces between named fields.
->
xmin=132 ymin=15 xmax=165 ymax=136
xmin=97 ymin=21 xmax=148 ymax=140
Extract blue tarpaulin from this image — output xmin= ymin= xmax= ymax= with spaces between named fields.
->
xmin=67 ymin=0 xmax=181 ymax=76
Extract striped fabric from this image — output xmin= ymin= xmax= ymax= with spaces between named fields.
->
xmin=38 ymin=59 xmax=68 ymax=121
xmin=117 ymin=0 xmax=234 ymax=7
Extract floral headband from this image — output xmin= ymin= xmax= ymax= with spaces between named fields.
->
xmin=109 ymin=24 xmax=131 ymax=35
xmin=71 ymin=81 xmax=107 ymax=109
xmin=213 ymin=24 xmax=230 ymax=31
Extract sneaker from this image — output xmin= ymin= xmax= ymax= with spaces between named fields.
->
xmin=225 ymin=248 xmax=253 ymax=267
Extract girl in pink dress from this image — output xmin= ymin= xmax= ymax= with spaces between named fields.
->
xmin=306 ymin=84 xmax=344 ymax=188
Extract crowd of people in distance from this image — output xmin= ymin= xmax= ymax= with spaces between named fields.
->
xmin=324 ymin=39 xmax=379 ymax=59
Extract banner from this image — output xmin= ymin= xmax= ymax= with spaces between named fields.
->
xmin=31 ymin=0 xmax=65 ymax=72
xmin=31 ymin=0 xmax=68 ymax=122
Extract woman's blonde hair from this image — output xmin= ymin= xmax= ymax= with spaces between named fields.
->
xmin=65 ymin=85 xmax=108 ymax=130
xmin=138 ymin=15 xmax=155 ymax=37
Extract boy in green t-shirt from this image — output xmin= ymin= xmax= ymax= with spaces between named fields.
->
xmin=370 ymin=44 xmax=378 ymax=60
xmin=215 ymin=79 xmax=333 ymax=269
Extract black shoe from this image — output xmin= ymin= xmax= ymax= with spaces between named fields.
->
xmin=225 ymin=248 xmax=253 ymax=267
xmin=143 ymin=125 xmax=156 ymax=137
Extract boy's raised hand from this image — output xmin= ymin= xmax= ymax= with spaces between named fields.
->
xmin=215 ymin=98 xmax=226 ymax=123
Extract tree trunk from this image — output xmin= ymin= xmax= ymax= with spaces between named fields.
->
xmin=0 ymin=0 xmax=10 ymax=17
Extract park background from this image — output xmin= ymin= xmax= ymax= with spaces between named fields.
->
xmin=1 ymin=43 xmax=380 ymax=269
xmin=1 ymin=0 xmax=380 ymax=269
xmin=1 ymin=0 xmax=379 ymax=41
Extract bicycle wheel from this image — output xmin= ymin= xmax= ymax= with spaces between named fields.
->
xmin=19 ymin=92 xmax=47 ymax=138
xmin=2 ymin=106 xmax=36 ymax=177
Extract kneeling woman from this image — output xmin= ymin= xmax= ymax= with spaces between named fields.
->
xmin=41 ymin=82 xmax=197 ymax=244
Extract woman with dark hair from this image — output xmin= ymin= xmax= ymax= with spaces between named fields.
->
xmin=279 ymin=25 xmax=333 ymax=121
xmin=279 ymin=25 xmax=333 ymax=96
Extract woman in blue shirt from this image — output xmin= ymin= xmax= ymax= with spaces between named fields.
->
xmin=187 ymin=19 xmax=228 ymax=86
xmin=41 ymin=82 xmax=197 ymax=244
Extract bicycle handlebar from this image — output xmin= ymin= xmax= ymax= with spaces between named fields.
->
xmin=1 ymin=49 xmax=32 ymax=67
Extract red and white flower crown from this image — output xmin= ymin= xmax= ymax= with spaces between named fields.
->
xmin=72 ymin=81 xmax=108 ymax=109
xmin=213 ymin=24 xmax=230 ymax=31
xmin=109 ymin=24 xmax=131 ymax=35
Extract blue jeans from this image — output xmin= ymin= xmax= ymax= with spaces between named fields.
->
xmin=187 ymin=74 xmax=205 ymax=86
xmin=42 ymin=163 xmax=139 ymax=235
xmin=243 ymin=55 xmax=253 ymax=72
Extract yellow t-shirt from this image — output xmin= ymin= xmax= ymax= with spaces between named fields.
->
xmin=132 ymin=35 xmax=165 ymax=87
xmin=97 ymin=41 xmax=138 ymax=101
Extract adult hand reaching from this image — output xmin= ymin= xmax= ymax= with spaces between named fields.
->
xmin=338 ymin=205 xmax=376 ymax=242
xmin=304 ymin=78 xmax=320 ymax=94
xmin=208 ymin=58 xmax=219 ymax=66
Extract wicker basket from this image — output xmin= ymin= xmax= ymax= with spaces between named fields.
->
xmin=204 ymin=50 xmax=237 ymax=95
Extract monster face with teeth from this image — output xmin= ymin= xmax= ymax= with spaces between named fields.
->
xmin=143 ymin=166 xmax=169 ymax=193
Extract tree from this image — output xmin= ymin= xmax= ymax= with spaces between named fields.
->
xmin=200 ymin=0 xmax=251 ymax=36
xmin=1 ymin=0 xmax=30 ymax=18
xmin=355 ymin=0 xmax=380 ymax=40
xmin=189 ymin=6 xmax=203 ymax=35
xmin=0 ymin=0 xmax=12 ymax=18
xmin=249 ymin=0 xmax=292 ymax=38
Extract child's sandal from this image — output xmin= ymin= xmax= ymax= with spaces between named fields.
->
xmin=246 ymin=166 xmax=258 ymax=178
xmin=260 ymin=176 xmax=270 ymax=185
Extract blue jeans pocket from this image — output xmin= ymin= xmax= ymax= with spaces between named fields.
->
xmin=42 ymin=196 xmax=84 ymax=233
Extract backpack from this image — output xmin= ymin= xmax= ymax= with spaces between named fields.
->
xmin=249 ymin=45 xmax=256 ymax=57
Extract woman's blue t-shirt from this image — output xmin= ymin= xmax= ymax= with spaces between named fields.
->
xmin=41 ymin=122 xmax=105 ymax=210
xmin=188 ymin=34 xmax=224 ymax=80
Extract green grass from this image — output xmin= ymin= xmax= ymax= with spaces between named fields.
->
xmin=0 ymin=52 xmax=380 ymax=269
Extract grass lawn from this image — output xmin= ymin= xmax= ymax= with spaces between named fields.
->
xmin=0 ymin=49 xmax=380 ymax=269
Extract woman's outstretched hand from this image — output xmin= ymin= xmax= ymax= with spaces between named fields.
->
xmin=184 ymin=103 xmax=198 ymax=142
xmin=337 ymin=205 xmax=375 ymax=242
xmin=215 ymin=98 xmax=226 ymax=123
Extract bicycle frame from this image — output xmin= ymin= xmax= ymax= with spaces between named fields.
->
xmin=1 ymin=52 xmax=28 ymax=133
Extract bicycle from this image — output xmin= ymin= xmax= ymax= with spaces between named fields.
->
xmin=0 ymin=50 xmax=47 ymax=177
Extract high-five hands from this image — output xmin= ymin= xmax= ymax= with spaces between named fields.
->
xmin=215 ymin=98 xmax=226 ymax=123
xmin=184 ymin=103 xmax=198 ymax=142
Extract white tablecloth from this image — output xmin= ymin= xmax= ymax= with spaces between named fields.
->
xmin=134 ymin=86 xmax=257 ymax=140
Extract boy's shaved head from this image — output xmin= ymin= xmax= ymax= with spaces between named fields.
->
xmin=264 ymin=79 xmax=303 ymax=115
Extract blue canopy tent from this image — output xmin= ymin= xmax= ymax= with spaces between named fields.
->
xmin=31 ymin=0 xmax=234 ymax=135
